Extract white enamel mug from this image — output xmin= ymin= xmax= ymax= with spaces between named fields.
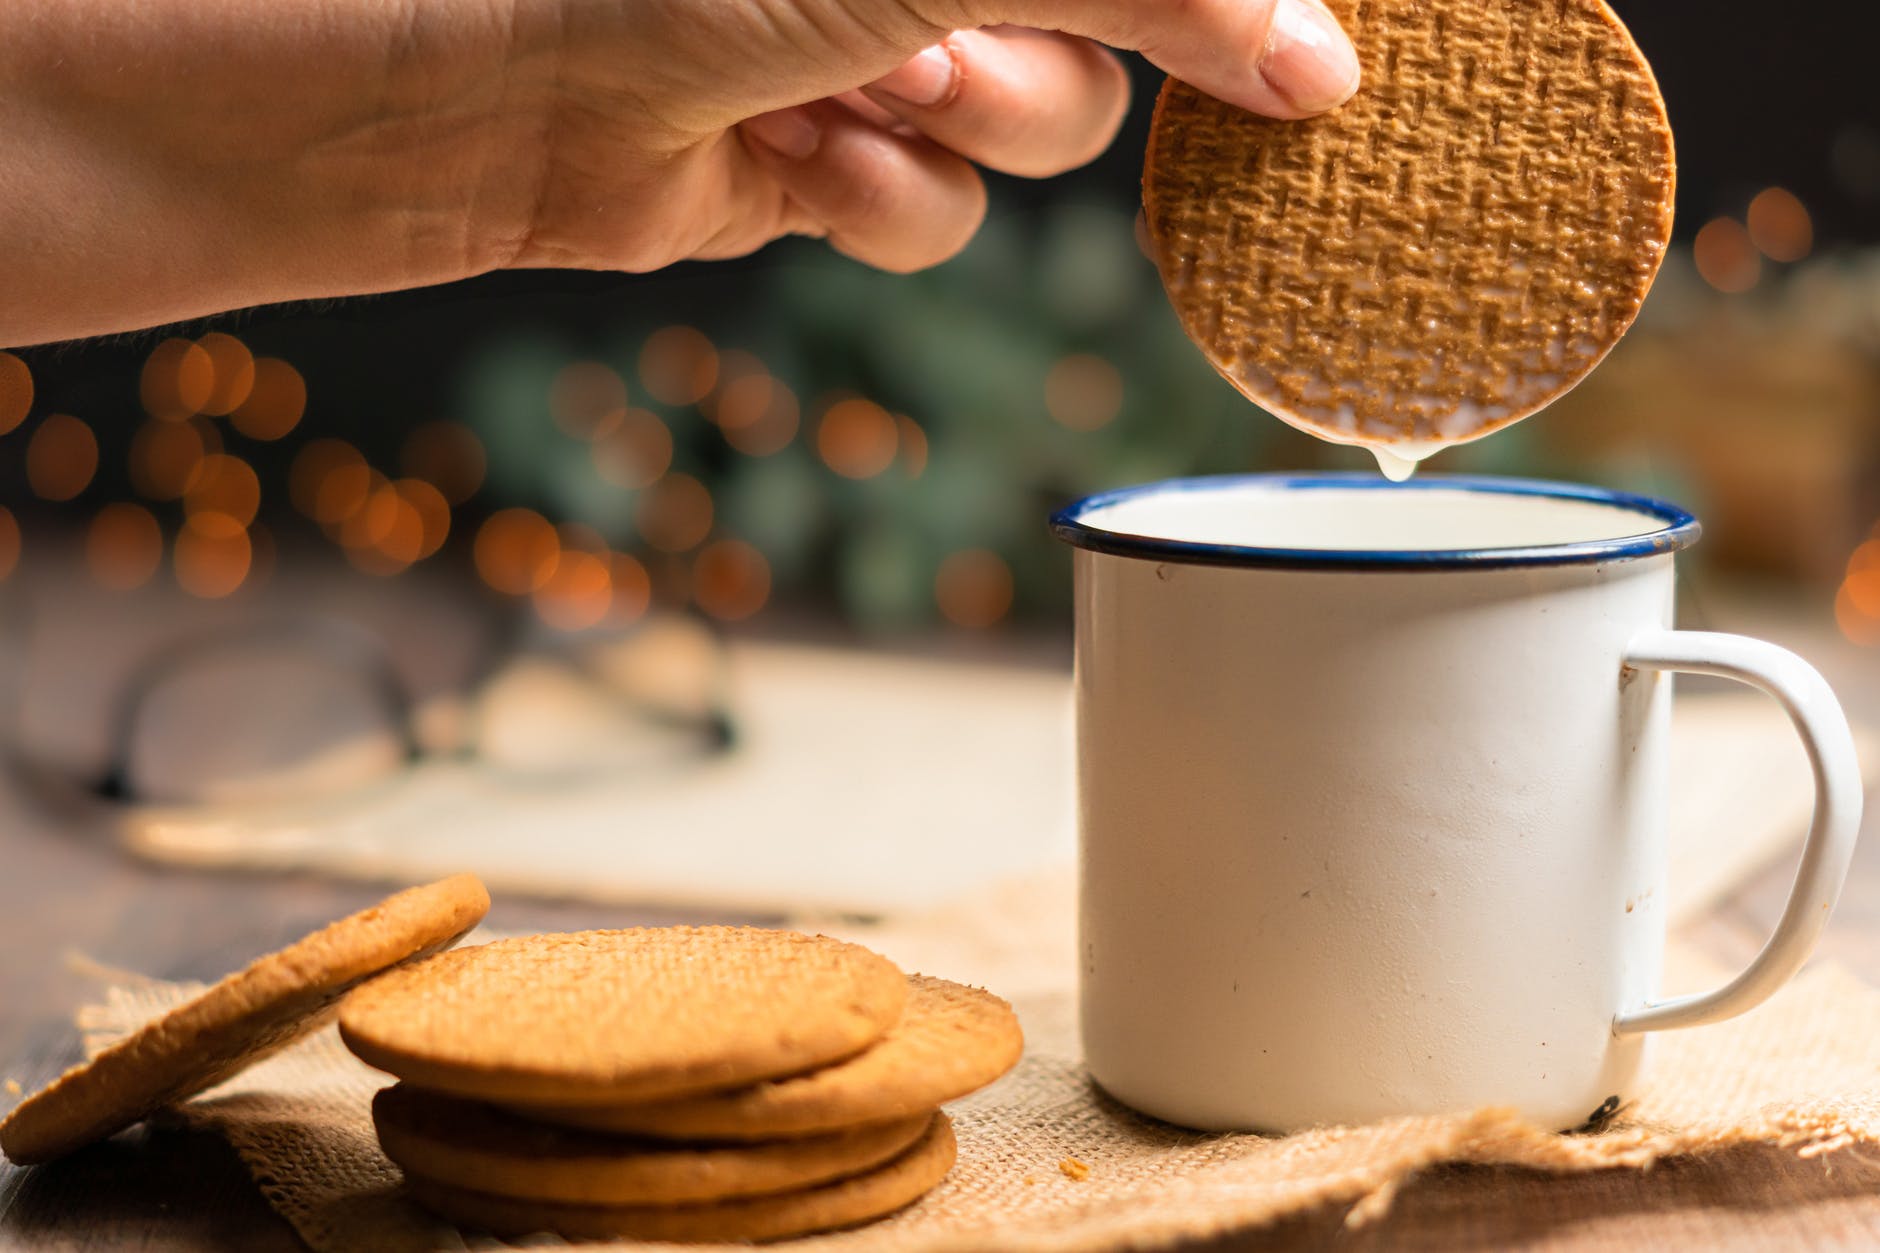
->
xmin=1050 ymin=473 xmax=1864 ymax=1133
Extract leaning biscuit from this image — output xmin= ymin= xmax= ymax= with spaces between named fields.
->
xmin=339 ymin=927 xmax=908 ymax=1106
xmin=403 ymin=1111 xmax=957 ymax=1242
xmin=374 ymin=1084 xmax=931 ymax=1205
xmin=0 ymin=874 xmax=490 ymax=1165
xmin=1143 ymin=0 xmax=1676 ymax=451
xmin=512 ymin=975 xmax=1022 ymax=1141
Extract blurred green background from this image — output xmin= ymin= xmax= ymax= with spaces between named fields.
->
xmin=2 ymin=2 xmax=1878 ymax=640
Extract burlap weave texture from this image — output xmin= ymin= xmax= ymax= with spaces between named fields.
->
xmin=70 ymin=890 xmax=1880 ymax=1252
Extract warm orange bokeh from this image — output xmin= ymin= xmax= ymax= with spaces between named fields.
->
xmin=185 ymin=453 xmax=261 ymax=527
xmin=550 ymin=361 xmax=629 ymax=439
xmin=129 ymin=418 xmax=214 ymax=500
xmin=0 ymin=507 xmax=19 ymax=581
xmin=817 ymin=398 xmax=898 ymax=479
xmin=635 ymin=473 xmax=715 ymax=553
xmin=396 ymin=478 xmax=451 ymax=560
xmin=140 ymin=338 xmax=215 ymax=422
xmin=291 ymin=440 xmax=364 ymax=519
xmin=196 ymin=333 xmax=257 ymax=416
xmin=935 ymin=549 xmax=1014 ymax=629
xmin=27 ymin=413 xmax=98 ymax=501
xmin=1045 ymin=354 xmax=1124 ymax=431
xmin=896 ymin=416 xmax=929 ymax=478
xmin=0 ymin=351 xmax=31 ymax=437
xmin=1746 ymin=188 xmax=1813 ymax=264
xmin=723 ymin=378 xmax=800 ymax=457
xmin=315 ymin=459 xmax=377 ymax=529
xmin=639 ymin=326 xmax=718 ymax=406
xmin=533 ymin=549 xmax=612 ymax=631
xmin=173 ymin=511 xmax=251 ymax=598
xmin=400 ymin=421 xmax=487 ymax=505
xmin=86 ymin=503 xmax=164 ymax=591
xmin=1693 ymin=218 xmax=1761 ymax=294
xmin=702 ymin=350 xmax=767 ymax=426
xmin=606 ymin=552 xmax=653 ymax=626
xmin=474 ymin=508 xmax=560 ymax=594
xmin=334 ymin=469 xmax=393 ymax=549
xmin=230 ymin=358 xmax=306 ymax=441
xmin=693 ymin=539 xmax=771 ymax=622
xmin=592 ymin=409 xmax=674 ymax=489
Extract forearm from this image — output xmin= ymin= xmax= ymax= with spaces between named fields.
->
xmin=0 ymin=0 xmax=550 ymax=346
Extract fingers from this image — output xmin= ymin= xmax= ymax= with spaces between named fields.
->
xmin=739 ymin=100 xmax=987 ymax=272
xmin=950 ymin=0 xmax=1360 ymax=119
xmin=860 ymin=27 xmax=1129 ymax=178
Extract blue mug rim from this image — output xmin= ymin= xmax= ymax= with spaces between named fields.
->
xmin=1048 ymin=472 xmax=1701 ymax=572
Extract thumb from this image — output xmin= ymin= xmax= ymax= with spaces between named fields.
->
xmin=934 ymin=0 xmax=1360 ymax=117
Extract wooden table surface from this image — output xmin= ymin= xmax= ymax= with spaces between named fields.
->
xmin=3 ymin=562 xmax=1879 ymax=1251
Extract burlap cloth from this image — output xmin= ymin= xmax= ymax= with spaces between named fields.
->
xmin=77 ymin=874 xmax=1880 ymax=1251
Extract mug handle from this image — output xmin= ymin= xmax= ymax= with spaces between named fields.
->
xmin=1613 ymin=629 xmax=1864 ymax=1035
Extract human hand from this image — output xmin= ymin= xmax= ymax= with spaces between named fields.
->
xmin=0 ymin=0 xmax=1359 ymax=344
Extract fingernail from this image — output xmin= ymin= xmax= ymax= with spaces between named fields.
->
xmin=1261 ymin=0 xmax=1361 ymax=114
xmin=867 ymin=44 xmax=959 ymax=109
xmin=743 ymin=108 xmax=821 ymax=159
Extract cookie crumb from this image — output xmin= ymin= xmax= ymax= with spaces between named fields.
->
xmin=4 ymin=1079 xmax=20 ymax=1096
xmin=1059 ymin=1157 xmax=1091 ymax=1182
xmin=1023 ymin=1175 xmax=1037 ymax=1186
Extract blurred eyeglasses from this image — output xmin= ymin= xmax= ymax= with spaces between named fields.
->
xmin=63 ymin=609 xmax=736 ymax=810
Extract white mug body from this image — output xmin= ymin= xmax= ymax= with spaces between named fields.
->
xmin=1058 ymin=475 xmax=1700 ymax=1132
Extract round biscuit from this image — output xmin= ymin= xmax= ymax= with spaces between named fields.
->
xmin=402 ymin=1111 xmax=957 ymax=1241
xmin=373 ymin=1083 xmax=931 ymax=1204
xmin=0 ymin=874 xmax=490 ymax=1165
xmin=1142 ymin=0 xmax=1676 ymax=451
xmin=338 ymin=927 xmax=908 ymax=1105
xmin=509 ymin=975 xmax=1021 ymax=1140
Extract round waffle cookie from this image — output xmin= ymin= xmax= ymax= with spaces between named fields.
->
xmin=0 ymin=874 xmax=490 ymax=1165
xmin=1143 ymin=0 xmax=1675 ymax=456
xmin=402 ymin=1112 xmax=957 ymax=1242
xmin=338 ymin=927 xmax=909 ymax=1106
xmin=511 ymin=975 xmax=1022 ymax=1141
xmin=373 ymin=1084 xmax=931 ymax=1205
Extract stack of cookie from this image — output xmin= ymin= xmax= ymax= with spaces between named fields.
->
xmin=337 ymin=926 xmax=1023 ymax=1241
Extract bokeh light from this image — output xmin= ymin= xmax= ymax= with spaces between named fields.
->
xmin=701 ymin=351 xmax=767 ymax=426
xmin=230 ymin=357 xmax=306 ymax=440
xmin=606 ymin=553 xmax=653 ymax=626
xmin=397 ymin=478 xmax=451 ymax=560
xmin=291 ymin=440 xmax=366 ymax=520
xmin=550 ymin=361 xmax=629 ymax=439
xmin=173 ymin=511 xmax=251 ymax=599
xmin=140 ymin=338 xmax=215 ymax=421
xmin=722 ymin=378 xmax=799 ymax=457
xmin=334 ymin=469 xmax=393 ymax=551
xmin=27 ymin=414 xmax=98 ymax=501
xmin=315 ymin=459 xmax=376 ymax=530
xmin=129 ymin=417 xmax=215 ymax=500
xmin=1838 ymin=540 xmax=1880 ymax=645
xmin=184 ymin=453 xmax=261 ymax=526
xmin=86 ymin=503 xmax=163 ymax=591
xmin=1693 ymin=217 xmax=1761 ymax=293
xmin=935 ymin=549 xmax=1014 ymax=629
xmin=816 ymin=398 xmax=898 ymax=479
xmin=634 ymin=473 xmax=714 ymax=553
xmin=401 ymin=421 xmax=487 ymax=505
xmin=474 ymin=508 xmax=560 ymax=594
xmin=1045 ymin=354 xmax=1124 ymax=430
xmin=196 ymin=333 xmax=256 ymax=416
xmin=533 ymin=549 xmax=612 ymax=631
xmin=592 ymin=409 xmax=674 ymax=489
xmin=0 ymin=507 xmax=19 ymax=581
xmin=0 ymin=351 xmax=31 ymax=436
xmin=1746 ymin=188 xmax=1813 ymax=264
xmin=897 ymin=416 xmax=929 ymax=478
xmin=693 ymin=540 xmax=772 ymax=621
xmin=639 ymin=326 xmax=718 ymax=406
